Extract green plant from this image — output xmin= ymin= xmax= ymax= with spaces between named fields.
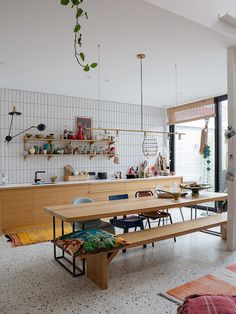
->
xmin=50 ymin=175 xmax=58 ymax=183
xmin=61 ymin=0 xmax=97 ymax=72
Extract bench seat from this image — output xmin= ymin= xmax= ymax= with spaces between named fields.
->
xmin=83 ymin=213 xmax=227 ymax=290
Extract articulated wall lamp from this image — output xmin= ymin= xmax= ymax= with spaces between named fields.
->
xmin=5 ymin=106 xmax=46 ymax=143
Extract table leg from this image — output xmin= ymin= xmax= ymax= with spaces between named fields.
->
xmin=53 ymin=216 xmax=56 ymax=260
xmin=61 ymin=220 xmax=64 ymax=257
xmin=190 ymin=206 xmax=193 ymax=220
xmin=195 ymin=205 xmax=197 ymax=219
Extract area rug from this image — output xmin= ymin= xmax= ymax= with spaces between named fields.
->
xmin=226 ymin=263 xmax=236 ymax=273
xmin=159 ymin=270 xmax=236 ymax=304
xmin=167 ymin=274 xmax=236 ymax=301
xmin=5 ymin=225 xmax=72 ymax=247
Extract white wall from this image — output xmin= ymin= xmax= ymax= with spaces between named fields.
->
xmin=0 ymin=88 xmax=166 ymax=184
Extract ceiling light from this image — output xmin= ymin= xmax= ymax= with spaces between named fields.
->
xmin=219 ymin=13 xmax=236 ymax=28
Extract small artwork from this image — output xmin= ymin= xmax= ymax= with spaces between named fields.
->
xmin=76 ymin=116 xmax=92 ymax=140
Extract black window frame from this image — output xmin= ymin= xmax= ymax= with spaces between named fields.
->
xmin=169 ymin=94 xmax=228 ymax=211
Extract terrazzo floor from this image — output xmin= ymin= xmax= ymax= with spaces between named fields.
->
xmin=0 ymin=208 xmax=235 ymax=314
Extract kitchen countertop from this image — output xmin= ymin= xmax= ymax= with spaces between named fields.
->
xmin=0 ymin=176 xmax=183 ymax=190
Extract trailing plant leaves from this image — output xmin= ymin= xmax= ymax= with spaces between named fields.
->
xmin=74 ymin=24 xmax=81 ymax=32
xmin=76 ymin=8 xmax=83 ymax=18
xmin=90 ymin=63 xmax=97 ymax=68
xmin=83 ymin=65 xmax=90 ymax=72
xmin=61 ymin=0 xmax=97 ymax=72
xmin=61 ymin=0 xmax=70 ymax=5
xmin=80 ymin=52 xmax=85 ymax=61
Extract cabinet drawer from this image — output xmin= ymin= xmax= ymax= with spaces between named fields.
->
xmin=89 ymin=182 xmax=126 ymax=193
xmin=60 ymin=185 xmax=90 ymax=204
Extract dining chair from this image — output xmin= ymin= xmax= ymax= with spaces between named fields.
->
xmin=108 ymin=193 xmax=146 ymax=251
xmin=135 ymin=190 xmax=176 ymax=245
xmin=72 ymin=197 xmax=115 ymax=234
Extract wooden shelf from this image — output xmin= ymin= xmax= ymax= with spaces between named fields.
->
xmin=24 ymin=153 xmax=115 ymax=161
xmin=24 ymin=137 xmax=115 ymax=145
xmin=23 ymin=136 xmax=116 ymax=161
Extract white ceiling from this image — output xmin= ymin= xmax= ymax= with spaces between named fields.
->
xmin=0 ymin=0 xmax=235 ymax=107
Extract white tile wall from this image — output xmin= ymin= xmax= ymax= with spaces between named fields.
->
xmin=0 ymin=88 xmax=167 ymax=183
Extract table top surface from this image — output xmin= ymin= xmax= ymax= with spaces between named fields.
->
xmin=44 ymin=192 xmax=227 ymax=222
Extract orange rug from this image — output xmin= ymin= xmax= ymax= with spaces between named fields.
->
xmin=5 ymin=225 xmax=72 ymax=247
xmin=226 ymin=264 xmax=236 ymax=273
xmin=166 ymin=274 xmax=236 ymax=301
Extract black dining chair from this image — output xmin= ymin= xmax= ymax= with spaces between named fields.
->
xmin=108 ymin=194 xmax=146 ymax=251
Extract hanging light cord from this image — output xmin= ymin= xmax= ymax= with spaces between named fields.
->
xmin=97 ymin=44 xmax=101 ymax=128
xmin=140 ymin=57 xmax=143 ymax=131
xmin=137 ymin=53 xmax=146 ymax=131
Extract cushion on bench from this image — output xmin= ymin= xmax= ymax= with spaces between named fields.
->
xmin=177 ymin=294 xmax=236 ymax=314
xmin=54 ymin=229 xmax=128 ymax=257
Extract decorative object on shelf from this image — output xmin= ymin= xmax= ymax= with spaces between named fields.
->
xmin=35 ymin=134 xmax=44 ymax=139
xmin=29 ymin=146 xmax=36 ymax=155
xmin=76 ymin=116 xmax=92 ymax=139
xmin=23 ymin=137 xmax=116 ymax=160
xmin=60 ymin=0 xmax=97 ymax=72
xmin=5 ymin=106 xmax=46 ymax=143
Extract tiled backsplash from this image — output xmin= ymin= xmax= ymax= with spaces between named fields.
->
xmin=0 ymin=88 xmax=167 ymax=184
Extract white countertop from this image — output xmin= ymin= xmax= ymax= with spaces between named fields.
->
xmin=0 ymin=176 xmax=183 ymax=190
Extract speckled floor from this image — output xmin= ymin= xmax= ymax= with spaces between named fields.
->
xmin=0 ymin=209 xmax=235 ymax=314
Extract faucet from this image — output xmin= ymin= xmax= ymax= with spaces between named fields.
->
xmin=34 ymin=171 xmax=45 ymax=184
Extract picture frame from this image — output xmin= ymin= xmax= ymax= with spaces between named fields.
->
xmin=76 ymin=116 xmax=92 ymax=140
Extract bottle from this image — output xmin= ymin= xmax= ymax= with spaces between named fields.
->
xmin=77 ymin=125 xmax=84 ymax=140
xmin=63 ymin=126 xmax=68 ymax=140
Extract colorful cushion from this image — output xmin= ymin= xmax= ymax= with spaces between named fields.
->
xmin=54 ymin=229 xmax=128 ymax=257
xmin=177 ymin=294 xmax=236 ymax=314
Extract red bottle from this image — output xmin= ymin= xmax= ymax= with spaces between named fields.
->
xmin=77 ymin=125 xmax=84 ymax=140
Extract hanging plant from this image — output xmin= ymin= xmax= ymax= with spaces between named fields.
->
xmin=61 ymin=0 xmax=97 ymax=72
xmin=203 ymin=144 xmax=211 ymax=172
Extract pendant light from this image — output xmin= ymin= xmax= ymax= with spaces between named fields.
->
xmin=137 ymin=53 xmax=158 ymax=158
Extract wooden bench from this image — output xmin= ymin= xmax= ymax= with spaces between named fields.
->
xmin=83 ymin=213 xmax=227 ymax=290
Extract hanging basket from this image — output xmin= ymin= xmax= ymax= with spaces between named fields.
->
xmin=142 ymin=137 xmax=158 ymax=158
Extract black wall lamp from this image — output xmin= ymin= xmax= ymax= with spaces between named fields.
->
xmin=5 ymin=106 xmax=46 ymax=143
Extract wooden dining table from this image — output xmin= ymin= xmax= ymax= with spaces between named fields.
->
xmin=44 ymin=191 xmax=227 ymax=277
xmin=45 ymin=192 xmax=227 ymax=223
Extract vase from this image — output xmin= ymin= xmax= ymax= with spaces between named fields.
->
xmin=77 ymin=125 xmax=84 ymax=140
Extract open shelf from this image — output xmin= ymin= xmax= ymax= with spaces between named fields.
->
xmin=24 ymin=137 xmax=115 ymax=145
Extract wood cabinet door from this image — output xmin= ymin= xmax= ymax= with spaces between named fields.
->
xmin=1 ymin=189 xmax=34 ymax=229
xmin=33 ymin=187 xmax=63 ymax=224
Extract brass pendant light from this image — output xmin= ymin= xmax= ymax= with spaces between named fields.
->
xmin=137 ymin=53 xmax=158 ymax=158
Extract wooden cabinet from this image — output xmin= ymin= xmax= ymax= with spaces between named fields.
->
xmin=90 ymin=182 xmax=126 ymax=201
xmin=125 ymin=177 xmax=183 ymax=198
xmin=33 ymin=185 xmax=90 ymax=224
xmin=1 ymin=189 xmax=34 ymax=229
xmin=0 ymin=177 xmax=183 ymax=231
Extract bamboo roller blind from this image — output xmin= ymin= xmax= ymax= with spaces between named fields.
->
xmin=167 ymin=98 xmax=215 ymax=125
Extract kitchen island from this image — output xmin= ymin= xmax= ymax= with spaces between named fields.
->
xmin=0 ymin=176 xmax=182 ymax=233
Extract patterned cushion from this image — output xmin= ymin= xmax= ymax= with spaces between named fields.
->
xmin=54 ymin=229 xmax=128 ymax=257
xmin=177 ymin=294 xmax=236 ymax=314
